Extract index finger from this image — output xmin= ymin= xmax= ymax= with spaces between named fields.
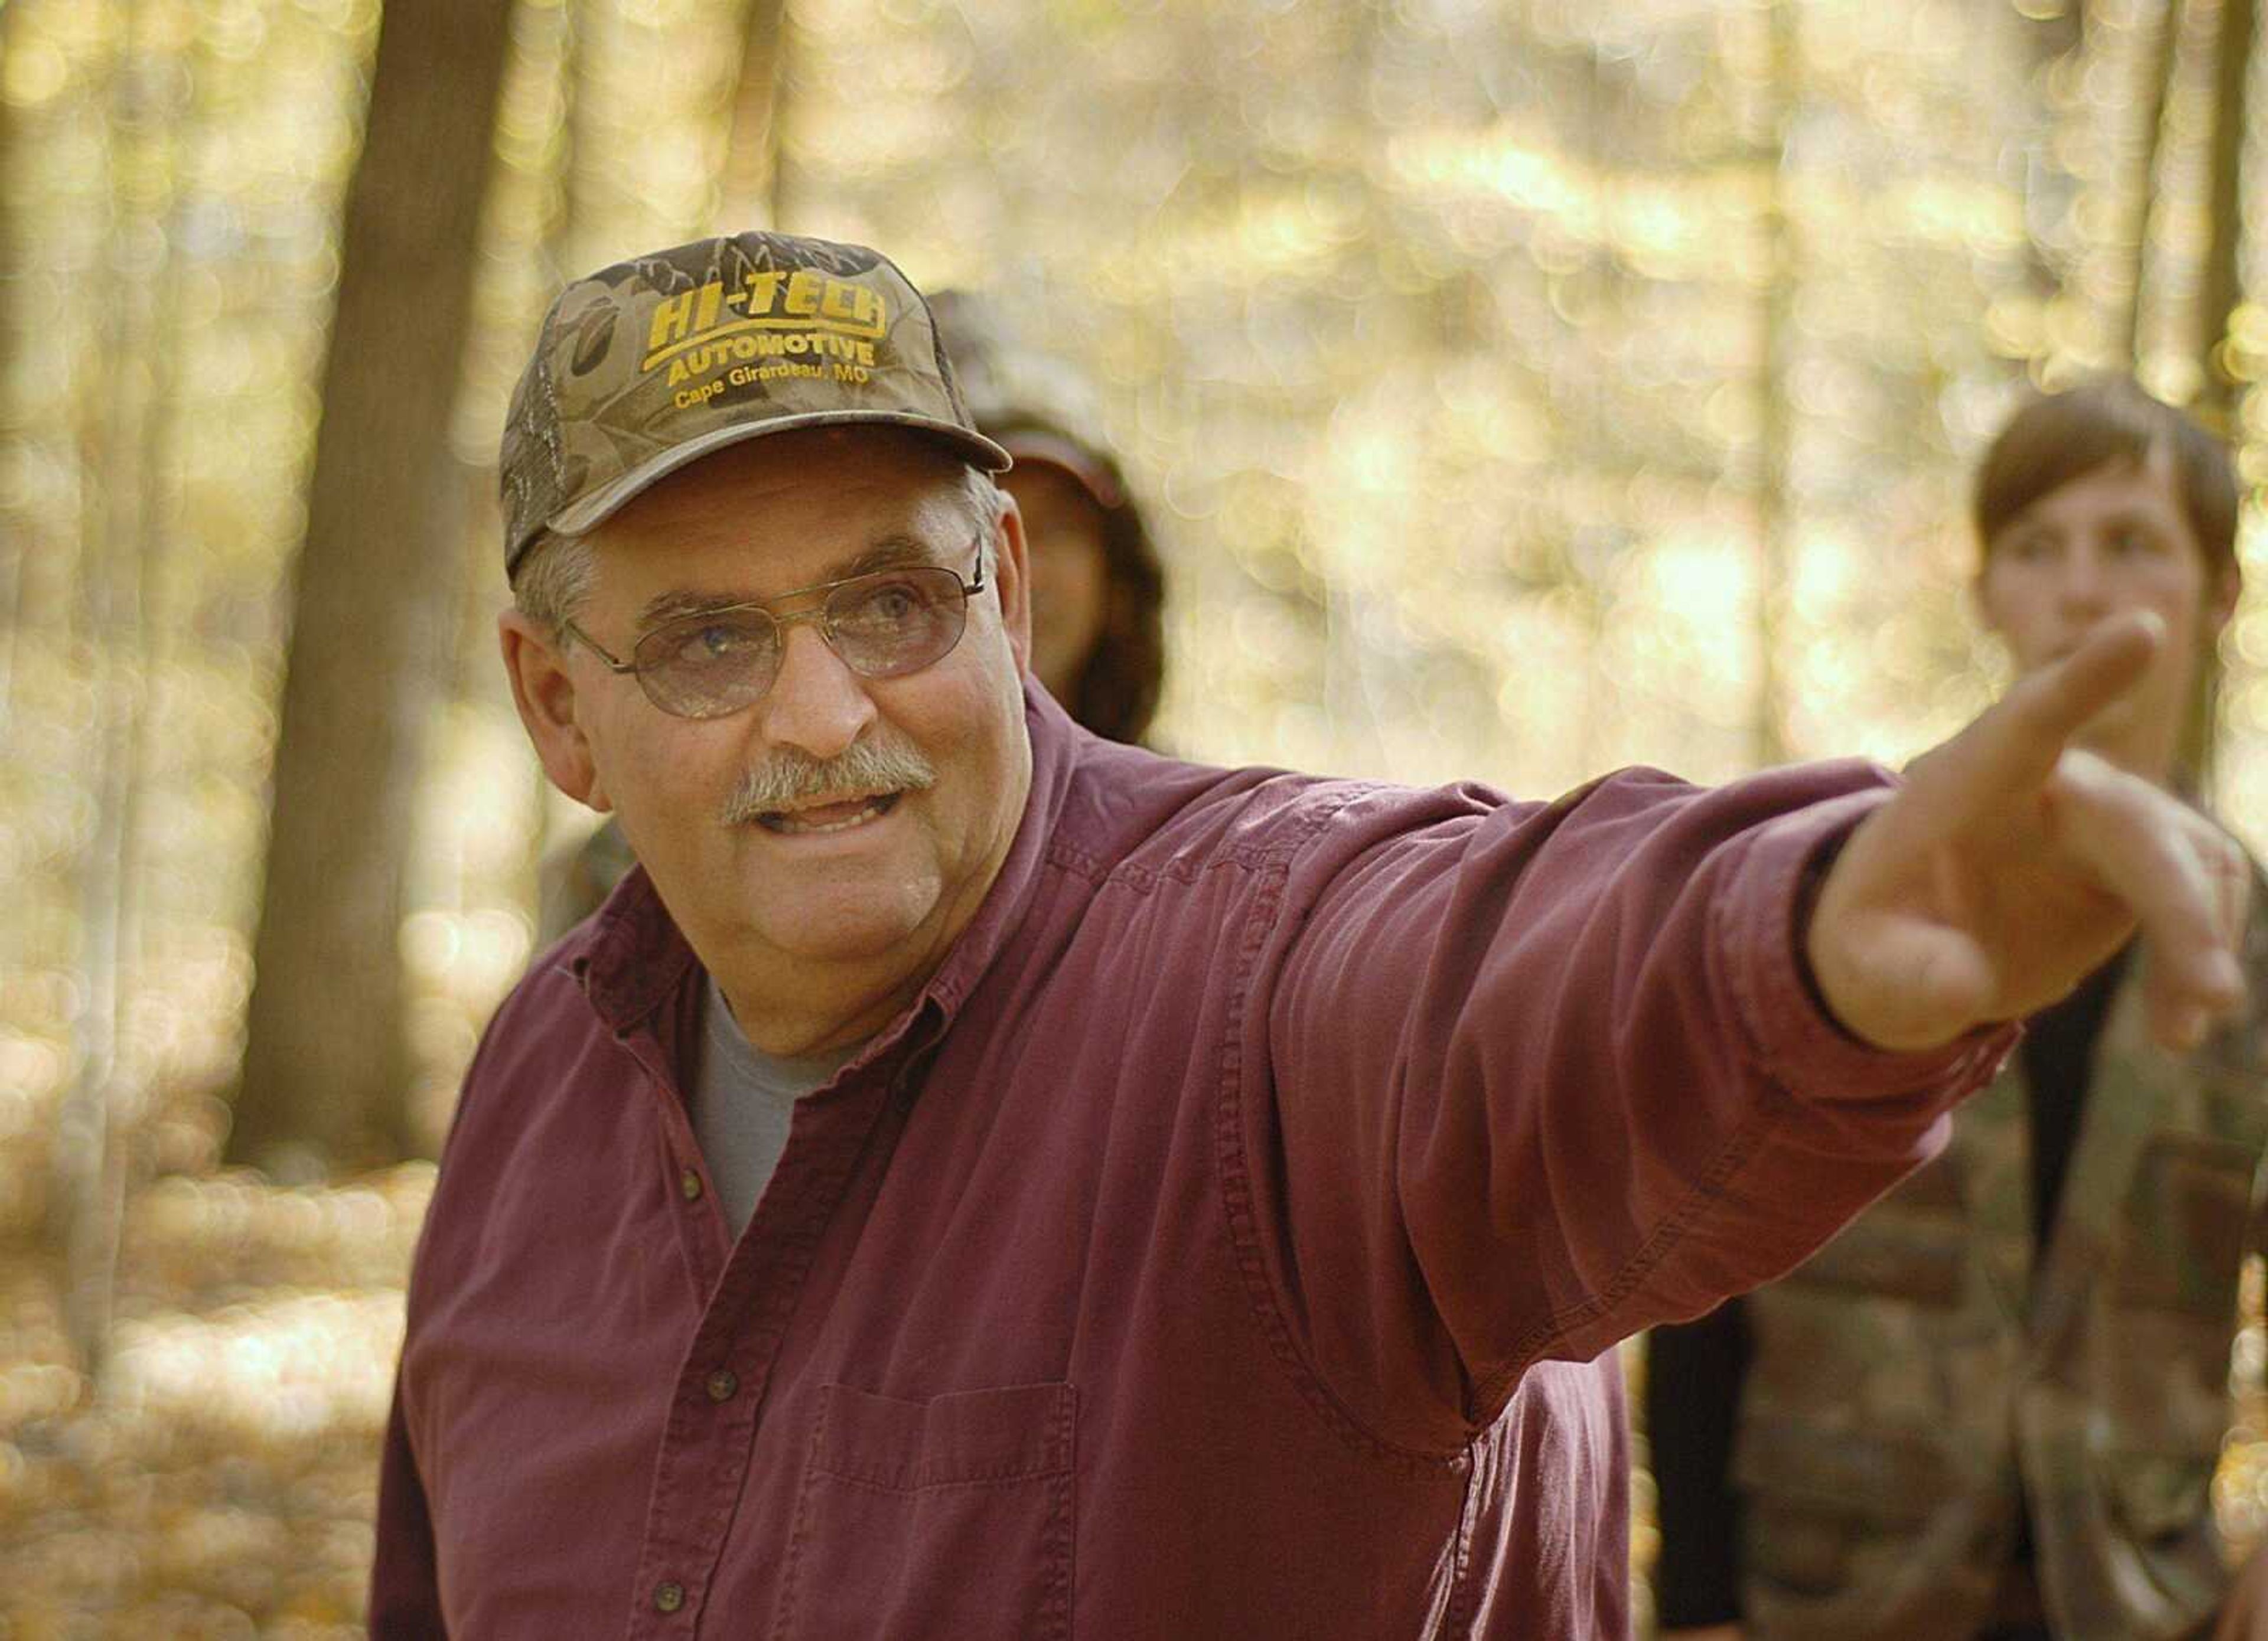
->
xmin=1887 ymin=611 xmax=2164 ymax=850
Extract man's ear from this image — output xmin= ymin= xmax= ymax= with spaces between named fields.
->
xmin=991 ymin=492 xmax=1034 ymax=674
xmin=499 ymin=610 xmax=612 ymax=813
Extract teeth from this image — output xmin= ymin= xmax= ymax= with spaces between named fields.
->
xmin=763 ymin=798 xmax=888 ymax=835
xmin=793 ymin=804 xmax=881 ymax=834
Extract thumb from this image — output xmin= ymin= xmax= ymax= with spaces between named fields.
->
xmin=1810 ymin=899 xmax=2000 ymax=1052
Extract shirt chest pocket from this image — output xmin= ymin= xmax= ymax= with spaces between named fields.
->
xmin=773 ymin=1381 xmax=1077 ymax=1640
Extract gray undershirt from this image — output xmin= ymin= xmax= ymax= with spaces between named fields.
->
xmin=691 ymin=975 xmax=859 ymax=1238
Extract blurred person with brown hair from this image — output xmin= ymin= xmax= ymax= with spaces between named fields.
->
xmin=533 ymin=286 xmax=1166 ymax=941
xmin=371 ymin=236 xmax=2249 ymax=1639
xmin=1648 ymin=376 xmax=2268 ymax=1641
xmin=927 ymin=288 xmax=1165 ymax=745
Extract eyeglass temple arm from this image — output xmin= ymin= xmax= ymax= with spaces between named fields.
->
xmin=562 ymin=619 xmax=639 ymax=674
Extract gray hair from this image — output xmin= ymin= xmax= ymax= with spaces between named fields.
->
xmin=508 ymin=456 xmax=1003 ymax=637
xmin=511 ymin=528 xmax=598 ymax=637
xmin=953 ymin=464 xmax=1008 ymax=566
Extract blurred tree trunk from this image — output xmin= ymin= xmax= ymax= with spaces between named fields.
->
xmin=1751 ymin=0 xmax=1798 ymax=770
xmin=2125 ymin=0 xmax=2181 ymax=365
xmin=2028 ymin=0 xmax=2087 ymax=70
xmin=229 ymin=0 xmax=513 ymax=1173
xmin=0 ymin=0 xmax=19 ymax=717
xmin=561 ymin=0 xmax=606 ymax=277
xmin=2012 ymin=0 xmax=2088 ymax=328
xmin=2197 ymin=0 xmax=2254 ymax=419
xmin=54 ymin=9 xmax=181 ymax=1378
xmin=2185 ymin=0 xmax=2253 ymax=788
xmin=721 ymin=0 xmax=792 ymax=227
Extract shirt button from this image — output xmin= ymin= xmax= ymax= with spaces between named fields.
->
xmin=653 ymin=1580 xmax=686 ymax=1614
xmin=705 ymin=1368 xmax=739 ymax=1403
xmin=678 ymin=1169 xmax=703 ymax=1202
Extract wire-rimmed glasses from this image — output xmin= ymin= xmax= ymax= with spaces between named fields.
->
xmin=565 ymin=546 xmax=988 ymax=719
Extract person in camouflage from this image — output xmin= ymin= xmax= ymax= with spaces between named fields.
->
xmin=1648 ymin=377 xmax=2267 ymax=1641
xmin=534 ymin=288 xmax=1166 ymax=942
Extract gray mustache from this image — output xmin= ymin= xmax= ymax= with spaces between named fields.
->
xmin=719 ymin=737 xmax=938 ymax=824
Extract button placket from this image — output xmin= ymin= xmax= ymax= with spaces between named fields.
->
xmin=631 ymin=1072 xmax=901 ymax=1632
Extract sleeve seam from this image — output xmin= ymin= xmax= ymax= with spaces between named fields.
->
xmin=1466 ymin=1084 xmax=1794 ymax=1412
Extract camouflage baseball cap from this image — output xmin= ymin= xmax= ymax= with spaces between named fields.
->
xmin=499 ymin=231 xmax=1012 ymax=577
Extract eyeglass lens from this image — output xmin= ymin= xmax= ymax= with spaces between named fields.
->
xmin=631 ymin=565 xmax=972 ymax=718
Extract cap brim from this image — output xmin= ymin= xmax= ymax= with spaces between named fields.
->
xmin=546 ymin=412 xmax=1014 ymax=539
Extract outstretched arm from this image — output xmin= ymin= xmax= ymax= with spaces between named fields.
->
xmin=1254 ymin=612 xmax=2250 ymax=1449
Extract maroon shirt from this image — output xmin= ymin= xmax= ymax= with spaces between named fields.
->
xmin=372 ymin=689 xmax=2008 ymax=1639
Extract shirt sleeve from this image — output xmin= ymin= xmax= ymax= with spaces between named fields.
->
xmin=1250 ymin=761 xmax=2014 ymax=1449
xmin=368 ymin=1364 xmax=448 ymax=1635
xmin=1645 ymin=1301 xmax=1751 ymax=1628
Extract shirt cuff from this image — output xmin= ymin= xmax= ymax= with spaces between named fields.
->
xmin=1713 ymin=782 xmax=2019 ymax=1104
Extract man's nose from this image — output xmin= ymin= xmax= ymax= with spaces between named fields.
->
xmin=758 ymin=623 xmax=875 ymax=760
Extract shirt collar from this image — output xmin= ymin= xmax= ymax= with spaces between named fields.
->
xmin=563 ymin=678 xmax=1083 ymax=1050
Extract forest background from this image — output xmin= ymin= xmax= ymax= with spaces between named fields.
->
xmin=7 ymin=0 xmax=2268 ymax=1632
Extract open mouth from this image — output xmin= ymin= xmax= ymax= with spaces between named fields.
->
xmin=755 ymin=791 xmax=902 ymax=836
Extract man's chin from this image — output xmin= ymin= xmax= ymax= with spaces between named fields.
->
xmin=748 ymin=882 xmax=945 ymax=965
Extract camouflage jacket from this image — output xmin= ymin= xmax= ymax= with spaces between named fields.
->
xmin=1735 ymin=865 xmax=2268 ymax=1641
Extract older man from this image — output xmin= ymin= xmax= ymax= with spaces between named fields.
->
xmin=528 ymin=283 xmax=1168 ymax=943
xmin=371 ymin=231 xmax=2246 ymax=1639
